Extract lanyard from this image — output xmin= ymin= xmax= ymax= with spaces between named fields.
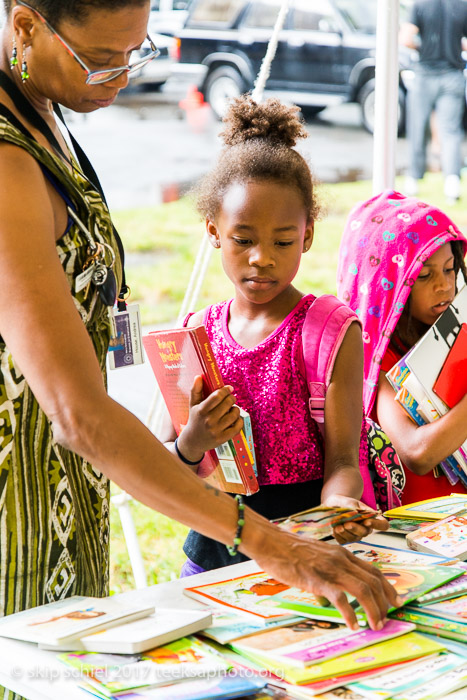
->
xmin=0 ymin=70 xmax=128 ymax=306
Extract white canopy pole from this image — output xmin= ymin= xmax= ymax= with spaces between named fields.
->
xmin=372 ymin=0 xmax=400 ymax=194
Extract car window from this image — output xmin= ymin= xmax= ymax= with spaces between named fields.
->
xmin=333 ymin=0 xmax=377 ymax=34
xmin=292 ymin=0 xmax=341 ymax=32
xmin=242 ymin=0 xmax=285 ymax=30
xmin=187 ymin=0 xmax=245 ymax=25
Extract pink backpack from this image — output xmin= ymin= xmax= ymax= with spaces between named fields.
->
xmin=302 ymin=295 xmax=404 ymax=511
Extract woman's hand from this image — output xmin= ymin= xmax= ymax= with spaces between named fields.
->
xmin=322 ymin=494 xmax=389 ymax=544
xmin=175 ymin=375 xmax=244 ymax=463
xmin=247 ymin=518 xmax=401 ymax=632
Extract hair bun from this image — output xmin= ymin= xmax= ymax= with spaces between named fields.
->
xmin=220 ymin=95 xmax=308 ymax=148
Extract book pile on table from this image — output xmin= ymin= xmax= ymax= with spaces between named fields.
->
xmin=7 ymin=505 xmax=467 ymax=699
xmin=386 ymin=284 xmax=467 ymax=488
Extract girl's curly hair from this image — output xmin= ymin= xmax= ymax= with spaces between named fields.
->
xmin=195 ymin=95 xmax=320 ymax=223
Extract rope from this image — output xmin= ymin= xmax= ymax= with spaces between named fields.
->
xmin=251 ymin=0 xmax=290 ymax=103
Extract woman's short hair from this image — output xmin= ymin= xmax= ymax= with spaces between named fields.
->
xmin=4 ymin=0 xmax=148 ymax=25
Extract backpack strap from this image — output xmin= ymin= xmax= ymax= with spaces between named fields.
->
xmin=302 ymin=295 xmax=359 ymax=426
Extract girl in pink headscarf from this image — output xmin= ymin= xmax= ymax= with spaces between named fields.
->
xmin=338 ymin=190 xmax=467 ymax=504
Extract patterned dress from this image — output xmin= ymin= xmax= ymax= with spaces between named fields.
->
xmin=0 ymin=115 xmax=121 ymax=638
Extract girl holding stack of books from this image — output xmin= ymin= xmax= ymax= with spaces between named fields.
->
xmin=161 ymin=96 xmax=388 ymax=575
xmin=337 ymin=191 xmax=467 ymax=505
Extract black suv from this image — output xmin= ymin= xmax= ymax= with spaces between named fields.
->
xmin=172 ymin=0 xmax=413 ymax=133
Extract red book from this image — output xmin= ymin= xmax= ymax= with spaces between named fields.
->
xmin=433 ymin=323 xmax=467 ymax=409
xmin=143 ymin=325 xmax=259 ymax=495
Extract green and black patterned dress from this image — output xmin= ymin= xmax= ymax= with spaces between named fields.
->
xmin=0 ymin=115 xmax=122 ymax=637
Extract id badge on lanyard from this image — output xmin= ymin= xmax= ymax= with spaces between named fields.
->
xmin=108 ymin=304 xmax=144 ymax=370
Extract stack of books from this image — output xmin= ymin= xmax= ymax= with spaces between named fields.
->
xmin=8 ymin=510 xmax=467 ymax=698
xmin=386 ymin=284 xmax=467 ymax=487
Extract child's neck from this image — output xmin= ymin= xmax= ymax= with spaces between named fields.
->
xmin=229 ymin=286 xmax=303 ymax=349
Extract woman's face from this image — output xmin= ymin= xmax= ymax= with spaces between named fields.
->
xmin=19 ymin=2 xmax=150 ymax=112
xmin=410 ymin=243 xmax=457 ymax=326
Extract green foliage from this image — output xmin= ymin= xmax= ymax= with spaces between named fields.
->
xmin=109 ymin=173 xmax=467 ymax=592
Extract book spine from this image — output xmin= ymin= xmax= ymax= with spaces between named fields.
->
xmin=191 ymin=327 xmax=258 ymax=496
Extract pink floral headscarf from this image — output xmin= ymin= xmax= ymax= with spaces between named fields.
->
xmin=337 ymin=190 xmax=467 ymax=417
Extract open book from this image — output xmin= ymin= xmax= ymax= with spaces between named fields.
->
xmin=143 ymin=325 xmax=258 ymax=495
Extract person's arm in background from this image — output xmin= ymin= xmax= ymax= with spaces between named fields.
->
xmin=320 ymin=323 xmax=389 ymax=544
xmin=375 ymin=371 xmax=467 ymax=475
xmin=399 ymin=22 xmax=420 ymax=50
xmin=0 ymin=143 xmax=399 ymax=631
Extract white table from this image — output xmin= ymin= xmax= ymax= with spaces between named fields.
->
xmin=0 ymin=533 xmax=406 ymax=699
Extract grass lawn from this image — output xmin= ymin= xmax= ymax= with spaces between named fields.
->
xmin=109 ymin=173 xmax=467 ymax=593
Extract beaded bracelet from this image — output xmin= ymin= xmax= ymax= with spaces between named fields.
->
xmin=226 ymin=495 xmax=245 ymax=556
xmin=174 ymin=437 xmax=203 ymax=466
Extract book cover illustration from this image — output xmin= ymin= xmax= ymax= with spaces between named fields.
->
xmin=270 ymin=563 xmax=463 ymax=623
xmin=273 ymin=506 xmax=378 ymax=541
xmin=391 ymin=605 xmax=467 ymax=642
xmin=0 ymin=596 xmax=154 ymax=646
xmin=226 ymin=632 xmax=445 ymax=685
xmin=231 ymin=619 xmax=414 ymax=668
xmin=183 ymin=572 xmax=295 ymax=620
xmin=342 ymin=541 xmax=451 ymax=566
xmin=143 ymin=326 xmax=258 ymax=495
xmin=433 ymin=323 xmax=467 ymax=409
xmin=60 ymin=635 xmax=230 ymax=697
xmin=406 ymin=510 xmax=467 ymax=560
xmin=387 ymin=519 xmax=432 ymax=535
xmin=415 ymin=593 xmax=467 ymax=623
xmin=40 ymin=608 xmax=213 ymax=654
xmin=348 ymin=651 xmax=467 ymax=700
xmin=199 ymin=610 xmax=304 ymax=645
xmin=415 ymin=563 xmax=467 ymax=605
xmin=79 ymin=673 xmax=266 ymax=699
xmin=404 ymin=284 xmax=467 ymax=419
xmin=384 ymin=495 xmax=467 ymax=521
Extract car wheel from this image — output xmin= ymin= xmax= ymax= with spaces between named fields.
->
xmin=358 ymin=78 xmax=406 ymax=135
xmin=204 ymin=66 xmax=245 ymax=120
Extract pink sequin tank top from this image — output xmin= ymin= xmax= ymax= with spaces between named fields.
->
xmin=202 ymin=295 xmax=324 ymax=486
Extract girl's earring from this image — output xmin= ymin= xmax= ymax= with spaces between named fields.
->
xmin=21 ymin=45 xmax=29 ymax=82
xmin=10 ymin=37 xmax=18 ymax=70
xmin=214 ymin=240 xmax=220 ymax=248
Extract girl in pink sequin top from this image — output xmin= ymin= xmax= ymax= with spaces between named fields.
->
xmin=160 ymin=96 xmax=388 ymax=573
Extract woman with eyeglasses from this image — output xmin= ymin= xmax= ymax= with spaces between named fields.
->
xmin=0 ymin=0 xmax=398 ymax=656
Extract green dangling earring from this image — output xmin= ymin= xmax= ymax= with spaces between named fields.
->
xmin=21 ymin=44 xmax=29 ymax=82
xmin=10 ymin=37 xmax=18 ymax=70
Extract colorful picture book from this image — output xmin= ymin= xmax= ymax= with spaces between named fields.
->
xmin=183 ymin=571 xmax=297 ymax=620
xmin=347 ymin=651 xmax=467 ymax=700
xmin=342 ymin=541 xmax=452 ymax=566
xmin=271 ymin=562 xmax=463 ymax=622
xmin=0 ymin=596 xmax=154 ymax=647
xmin=143 ymin=325 xmax=258 ymax=495
xmin=391 ymin=606 xmax=467 ymax=643
xmin=411 ymin=593 xmax=467 ymax=624
xmin=386 ymin=285 xmax=467 ymax=484
xmin=387 ymin=519 xmax=433 ymax=535
xmin=384 ymin=495 xmax=467 ymax=522
xmin=415 ymin=563 xmax=467 ymax=605
xmin=433 ymin=322 xmax=467 ymax=409
xmin=79 ymin=673 xmax=266 ymax=700
xmin=60 ymin=635 xmax=230 ymax=697
xmin=199 ymin=610 xmax=304 ymax=645
xmin=230 ymin=619 xmax=414 ymax=669
xmin=222 ymin=632 xmax=445 ymax=685
xmin=273 ymin=505 xmax=379 ymax=541
xmin=406 ymin=510 xmax=467 ymax=560
xmin=39 ymin=607 xmax=212 ymax=654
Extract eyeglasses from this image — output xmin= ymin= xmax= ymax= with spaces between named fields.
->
xmin=16 ymin=0 xmax=160 ymax=85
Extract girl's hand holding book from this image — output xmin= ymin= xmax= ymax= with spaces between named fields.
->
xmin=176 ymin=376 xmax=244 ymax=465
xmin=322 ymin=495 xmax=389 ymax=544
